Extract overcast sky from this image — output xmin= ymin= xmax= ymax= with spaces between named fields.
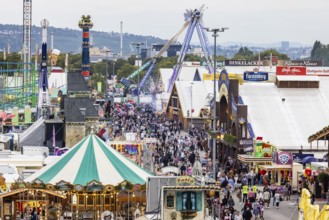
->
xmin=2 ymin=0 xmax=329 ymax=46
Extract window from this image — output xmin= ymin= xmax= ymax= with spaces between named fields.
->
xmin=173 ymin=97 xmax=178 ymax=108
xmin=182 ymin=192 xmax=196 ymax=211
xmin=166 ymin=195 xmax=174 ymax=208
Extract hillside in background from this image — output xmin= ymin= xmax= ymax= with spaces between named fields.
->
xmin=0 ymin=24 xmax=166 ymax=55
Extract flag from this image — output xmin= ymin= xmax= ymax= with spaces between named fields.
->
xmin=52 ymin=125 xmax=56 ymax=147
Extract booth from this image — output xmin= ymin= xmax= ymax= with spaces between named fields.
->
xmin=12 ymin=134 xmax=154 ymax=220
xmin=258 ymin=151 xmax=303 ymax=191
xmin=109 ymin=141 xmax=142 ymax=164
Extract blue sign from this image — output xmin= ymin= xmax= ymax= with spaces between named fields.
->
xmin=243 ymin=71 xmax=268 ymax=81
xmin=292 ymin=153 xmax=314 ymax=163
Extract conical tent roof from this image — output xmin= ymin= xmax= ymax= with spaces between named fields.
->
xmin=25 ymin=134 xmax=153 ymax=186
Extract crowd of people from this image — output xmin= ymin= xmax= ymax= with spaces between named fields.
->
xmin=97 ymin=101 xmax=296 ymax=220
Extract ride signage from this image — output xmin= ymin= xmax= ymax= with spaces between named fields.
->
xmin=243 ymin=71 xmax=268 ymax=81
xmin=276 ymin=66 xmax=306 ymax=75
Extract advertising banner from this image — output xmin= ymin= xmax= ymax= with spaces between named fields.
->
xmin=262 ymin=143 xmax=272 ymax=157
xmin=276 ymin=152 xmax=293 ymax=165
xmin=284 ymin=60 xmax=322 ymax=67
xmin=276 ymin=66 xmax=306 ymax=75
xmin=24 ymin=105 xmax=31 ymax=123
xmin=293 ymin=153 xmax=314 ymax=163
xmin=203 ymin=73 xmax=220 ymax=81
xmin=238 ymin=138 xmax=254 ymax=153
xmin=97 ymin=82 xmax=102 ymax=93
xmin=306 ymin=67 xmax=329 ymax=76
xmin=225 ymin=60 xmax=264 ymax=66
xmin=243 ymin=71 xmax=268 ymax=81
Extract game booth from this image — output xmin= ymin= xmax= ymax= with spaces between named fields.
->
xmin=0 ymin=134 xmax=153 ymax=220
xmin=258 ymin=151 xmax=303 ymax=191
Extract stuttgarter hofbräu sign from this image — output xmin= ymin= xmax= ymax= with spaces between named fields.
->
xmin=243 ymin=71 xmax=268 ymax=81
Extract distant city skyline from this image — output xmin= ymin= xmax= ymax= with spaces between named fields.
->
xmin=2 ymin=0 xmax=329 ymax=46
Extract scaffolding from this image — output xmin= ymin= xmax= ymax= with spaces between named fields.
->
xmin=0 ymin=62 xmax=38 ymax=110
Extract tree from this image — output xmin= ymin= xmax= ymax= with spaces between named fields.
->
xmin=233 ymin=47 xmax=254 ymax=59
xmin=254 ymin=49 xmax=289 ymax=60
xmin=311 ymin=40 xmax=322 ymax=59
xmin=116 ymin=63 xmax=138 ymax=81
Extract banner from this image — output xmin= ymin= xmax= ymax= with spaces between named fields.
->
xmin=203 ymin=73 xmax=220 ymax=81
xmin=276 ymin=152 xmax=293 ymax=165
xmin=284 ymin=60 xmax=322 ymax=67
xmin=238 ymin=138 xmax=253 ymax=153
xmin=276 ymin=66 xmax=306 ymax=75
xmin=12 ymin=107 xmax=19 ymax=126
xmin=225 ymin=60 xmax=264 ymax=66
xmin=24 ymin=105 xmax=31 ymax=123
xmin=97 ymin=82 xmax=102 ymax=93
xmin=306 ymin=67 xmax=329 ymax=76
xmin=262 ymin=143 xmax=272 ymax=157
xmin=243 ymin=71 xmax=268 ymax=81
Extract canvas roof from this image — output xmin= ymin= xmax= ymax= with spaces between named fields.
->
xmin=25 ymin=134 xmax=153 ymax=186
xmin=239 ymin=77 xmax=329 ymax=150
xmin=173 ymin=80 xmax=218 ymax=118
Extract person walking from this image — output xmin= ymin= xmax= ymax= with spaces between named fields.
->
xmin=263 ymin=190 xmax=271 ymax=209
xmin=274 ymin=193 xmax=280 ymax=209
xmin=242 ymin=184 xmax=248 ymax=203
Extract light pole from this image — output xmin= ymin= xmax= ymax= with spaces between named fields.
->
xmin=132 ymin=42 xmax=144 ymax=106
xmin=112 ymin=53 xmax=117 ymax=108
xmin=105 ymin=48 xmax=111 ymax=79
xmin=205 ymin=26 xmax=228 ymax=220
xmin=205 ymin=27 xmax=228 ymax=182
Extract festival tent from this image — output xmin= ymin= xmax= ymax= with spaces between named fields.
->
xmin=25 ymin=134 xmax=153 ymax=186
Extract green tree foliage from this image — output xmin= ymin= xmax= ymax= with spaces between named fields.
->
xmin=89 ymin=73 xmax=107 ymax=96
xmin=310 ymin=40 xmax=329 ymax=65
xmin=232 ymin=47 xmax=289 ymax=60
xmin=311 ymin=40 xmax=322 ymax=58
xmin=116 ymin=63 xmax=139 ymax=81
xmin=233 ymin=47 xmax=254 ymax=59
xmin=257 ymin=49 xmax=289 ymax=60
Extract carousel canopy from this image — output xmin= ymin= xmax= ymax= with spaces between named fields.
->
xmin=25 ymin=134 xmax=153 ymax=186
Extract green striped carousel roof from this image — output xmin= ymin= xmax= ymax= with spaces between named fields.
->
xmin=25 ymin=134 xmax=153 ymax=186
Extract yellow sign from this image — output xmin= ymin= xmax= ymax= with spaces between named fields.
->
xmin=228 ymin=73 xmax=237 ymax=79
xmin=12 ymin=107 xmax=19 ymax=126
xmin=97 ymin=82 xmax=102 ymax=93
xmin=24 ymin=105 xmax=31 ymax=123
xmin=203 ymin=73 xmax=219 ymax=81
xmin=176 ymin=176 xmax=195 ymax=186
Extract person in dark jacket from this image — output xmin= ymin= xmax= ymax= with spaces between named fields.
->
xmin=243 ymin=207 xmax=253 ymax=220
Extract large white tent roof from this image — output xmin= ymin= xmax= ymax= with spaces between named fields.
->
xmin=239 ymin=77 xmax=329 ymax=150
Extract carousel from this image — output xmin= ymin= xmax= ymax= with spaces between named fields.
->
xmin=0 ymin=133 xmax=153 ymax=220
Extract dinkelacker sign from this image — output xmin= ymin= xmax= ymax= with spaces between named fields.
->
xmin=225 ymin=60 xmax=264 ymax=66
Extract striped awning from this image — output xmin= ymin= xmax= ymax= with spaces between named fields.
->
xmin=25 ymin=134 xmax=153 ymax=186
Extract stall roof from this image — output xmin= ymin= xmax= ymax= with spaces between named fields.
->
xmin=237 ymin=154 xmax=272 ymax=163
xmin=276 ymin=75 xmax=319 ymax=81
xmin=258 ymin=163 xmax=297 ymax=171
